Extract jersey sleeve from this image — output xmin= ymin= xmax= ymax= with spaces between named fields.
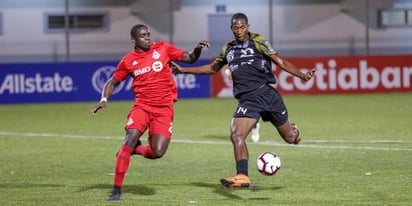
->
xmin=253 ymin=33 xmax=278 ymax=57
xmin=212 ymin=44 xmax=228 ymax=66
xmin=112 ymin=57 xmax=129 ymax=82
xmin=163 ymin=42 xmax=185 ymax=61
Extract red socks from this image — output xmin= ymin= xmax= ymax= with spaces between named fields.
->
xmin=113 ymin=143 xmax=156 ymax=187
xmin=135 ymin=145 xmax=155 ymax=159
xmin=114 ymin=144 xmax=133 ymax=187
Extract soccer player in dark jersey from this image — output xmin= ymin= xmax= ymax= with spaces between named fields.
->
xmin=91 ymin=24 xmax=210 ymax=201
xmin=172 ymin=13 xmax=316 ymax=188
xmin=223 ymin=65 xmax=261 ymax=143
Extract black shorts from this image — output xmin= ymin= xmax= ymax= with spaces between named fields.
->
xmin=233 ymin=85 xmax=288 ymax=127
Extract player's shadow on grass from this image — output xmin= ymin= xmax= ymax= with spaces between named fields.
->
xmin=79 ymin=184 xmax=155 ymax=196
xmin=190 ymin=182 xmax=283 ymax=200
xmin=190 ymin=182 xmax=243 ymax=199
xmin=0 ymin=183 xmax=66 ymax=189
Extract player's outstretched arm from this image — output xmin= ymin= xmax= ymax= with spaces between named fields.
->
xmin=181 ymin=40 xmax=210 ymax=63
xmin=270 ymin=53 xmax=316 ymax=81
xmin=171 ymin=61 xmax=222 ymax=75
xmin=91 ymin=78 xmax=120 ymax=115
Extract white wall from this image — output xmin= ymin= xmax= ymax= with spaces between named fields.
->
xmin=0 ymin=7 xmax=151 ymax=60
xmin=0 ymin=1 xmax=411 ymax=63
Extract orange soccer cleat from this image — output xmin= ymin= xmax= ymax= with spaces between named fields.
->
xmin=220 ymin=174 xmax=250 ymax=189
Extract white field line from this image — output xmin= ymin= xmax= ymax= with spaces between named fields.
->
xmin=0 ymin=131 xmax=411 ymax=152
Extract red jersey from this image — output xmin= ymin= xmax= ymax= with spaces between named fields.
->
xmin=113 ymin=41 xmax=184 ymax=106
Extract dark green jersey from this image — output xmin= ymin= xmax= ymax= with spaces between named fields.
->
xmin=214 ymin=32 xmax=278 ymax=99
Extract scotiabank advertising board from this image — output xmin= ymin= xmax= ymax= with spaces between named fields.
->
xmin=212 ymin=55 xmax=412 ymax=97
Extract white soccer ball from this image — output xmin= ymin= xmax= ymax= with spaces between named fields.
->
xmin=257 ymin=152 xmax=281 ymax=176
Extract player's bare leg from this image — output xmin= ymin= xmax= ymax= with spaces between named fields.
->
xmin=276 ymin=120 xmax=301 ymax=144
xmin=220 ymin=117 xmax=256 ymax=188
xmin=135 ymin=134 xmax=170 ymax=159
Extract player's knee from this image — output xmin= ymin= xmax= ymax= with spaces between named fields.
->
xmin=124 ymin=129 xmax=141 ymax=147
xmin=151 ymin=147 xmax=167 ymax=159
xmin=124 ymin=141 xmax=135 ymax=148
xmin=230 ymin=131 xmax=247 ymax=146
xmin=151 ymin=151 xmax=165 ymax=159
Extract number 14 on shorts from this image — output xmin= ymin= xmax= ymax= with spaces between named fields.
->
xmin=236 ymin=106 xmax=248 ymax=115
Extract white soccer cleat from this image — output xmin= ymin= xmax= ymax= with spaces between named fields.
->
xmin=251 ymin=122 xmax=260 ymax=143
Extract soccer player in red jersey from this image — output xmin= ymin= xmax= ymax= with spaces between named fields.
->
xmin=91 ymin=24 xmax=210 ymax=201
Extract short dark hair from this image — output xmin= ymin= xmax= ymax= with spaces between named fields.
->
xmin=130 ymin=24 xmax=147 ymax=37
xmin=231 ymin=13 xmax=248 ymax=25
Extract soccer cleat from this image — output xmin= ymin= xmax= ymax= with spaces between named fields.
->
xmin=107 ymin=188 xmax=121 ymax=201
xmin=291 ymin=123 xmax=301 ymax=144
xmin=251 ymin=122 xmax=260 ymax=143
xmin=220 ymin=174 xmax=250 ymax=189
xmin=115 ymin=140 xmax=141 ymax=157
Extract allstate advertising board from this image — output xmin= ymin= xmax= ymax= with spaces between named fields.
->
xmin=0 ymin=60 xmax=210 ymax=104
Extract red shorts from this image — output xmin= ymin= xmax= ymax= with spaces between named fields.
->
xmin=125 ymin=102 xmax=174 ymax=139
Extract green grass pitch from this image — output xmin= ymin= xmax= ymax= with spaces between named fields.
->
xmin=0 ymin=93 xmax=411 ymax=205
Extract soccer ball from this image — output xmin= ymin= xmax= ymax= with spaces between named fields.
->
xmin=256 ymin=152 xmax=281 ymax=176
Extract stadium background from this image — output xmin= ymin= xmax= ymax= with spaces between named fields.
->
xmin=0 ymin=0 xmax=411 ymax=104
